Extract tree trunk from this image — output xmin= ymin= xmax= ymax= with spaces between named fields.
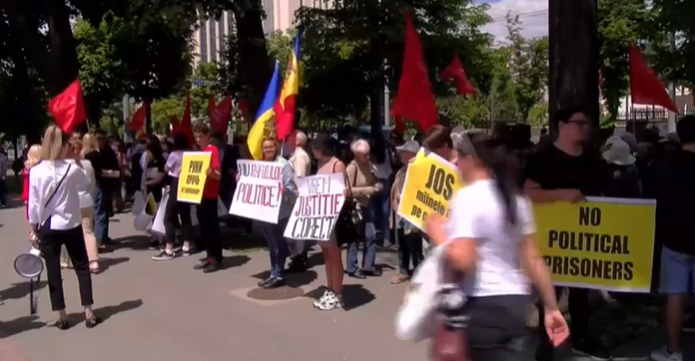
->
xmin=235 ymin=0 xmax=272 ymax=116
xmin=548 ymin=0 xmax=599 ymax=135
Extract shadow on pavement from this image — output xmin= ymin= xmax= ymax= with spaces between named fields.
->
xmin=341 ymin=284 xmax=376 ymax=311
xmin=106 ymin=235 xmax=152 ymax=252
xmin=0 ymin=281 xmax=48 ymax=300
xmin=67 ymin=299 xmax=144 ymax=323
xmin=0 ymin=316 xmax=45 ymax=339
xmin=99 ymin=257 xmax=130 ymax=273
xmin=221 ymin=255 xmax=251 ymax=270
xmin=307 ymin=252 xmax=325 ymax=268
xmin=251 ymin=270 xmax=318 ymax=288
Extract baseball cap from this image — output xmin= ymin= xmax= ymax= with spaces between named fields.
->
xmin=396 ymin=140 xmax=420 ymax=154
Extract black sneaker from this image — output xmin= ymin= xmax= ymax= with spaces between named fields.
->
xmin=148 ymin=240 xmax=161 ymax=250
xmin=152 ymin=250 xmax=176 ymax=261
xmin=571 ymin=339 xmax=612 ymax=360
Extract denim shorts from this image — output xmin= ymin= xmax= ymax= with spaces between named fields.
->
xmin=660 ymin=246 xmax=695 ymax=295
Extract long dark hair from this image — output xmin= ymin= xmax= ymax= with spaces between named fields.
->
xmin=462 ymin=136 xmax=520 ymax=225
xmin=171 ymin=133 xmax=190 ymax=151
xmin=146 ymin=135 xmax=165 ymax=164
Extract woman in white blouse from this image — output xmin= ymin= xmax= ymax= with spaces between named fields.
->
xmin=29 ymin=125 xmax=101 ymax=330
xmin=60 ymin=135 xmax=100 ymax=273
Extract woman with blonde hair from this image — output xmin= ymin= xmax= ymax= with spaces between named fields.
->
xmin=60 ymin=137 xmax=100 ymax=274
xmin=28 ymin=125 xmax=101 ymax=329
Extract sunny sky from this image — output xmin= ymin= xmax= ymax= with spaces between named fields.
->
xmin=477 ymin=0 xmax=548 ymax=43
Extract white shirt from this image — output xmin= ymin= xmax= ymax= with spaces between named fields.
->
xmin=447 ymin=179 xmax=535 ymax=297
xmin=28 ymin=160 xmax=87 ymax=230
xmin=289 ymin=147 xmax=311 ymax=178
xmin=67 ymin=159 xmax=96 ymax=209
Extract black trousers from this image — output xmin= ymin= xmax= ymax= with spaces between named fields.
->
xmin=40 ymin=226 xmax=94 ymax=311
xmin=536 ymin=287 xmax=589 ymax=358
xmin=164 ymin=178 xmax=192 ymax=245
xmin=197 ymin=199 xmax=222 ymax=262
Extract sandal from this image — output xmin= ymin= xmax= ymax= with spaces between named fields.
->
xmin=391 ymin=274 xmax=409 ymax=284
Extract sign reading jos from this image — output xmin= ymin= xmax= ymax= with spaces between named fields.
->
xmin=177 ymin=152 xmax=212 ymax=204
xmin=284 ymin=173 xmax=345 ymax=241
xmin=397 ymin=148 xmax=463 ymax=230
xmin=534 ymin=197 xmax=656 ymax=292
xmin=228 ymin=160 xmax=284 ymax=224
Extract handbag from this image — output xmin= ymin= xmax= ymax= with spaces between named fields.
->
xmin=431 ymin=266 xmax=469 ymax=361
xmin=36 ymin=164 xmax=72 ymax=239
xmin=334 ymin=161 xmax=360 ymax=244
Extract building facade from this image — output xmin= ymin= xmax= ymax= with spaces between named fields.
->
xmin=194 ymin=10 xmax=235 ymax=65
xmin=194 ymin=1 xmax=335 ymax=65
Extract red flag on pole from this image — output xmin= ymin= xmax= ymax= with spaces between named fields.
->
xmin=208 ymin=95 xmax=232 ymax=134
xmin=441 ymin=54 xmax=477 ymax=97
xmin=128 ymin=102 xmax=148 ymax=132
xmin=629 ymin=45 xmax=678 ymax=113
xmin=391 ymin=11 xmax=438 ymax=132
xmin=181 ymin=91 xmax=194 ymax=144
xmin=47 ymin=79 xmax=87 ymax=133
xmin=394 ymin=115 xmax=406 ymax=133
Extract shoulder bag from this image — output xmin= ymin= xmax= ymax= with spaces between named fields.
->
xmin=36 ymin=164 xmax=72 ymax=239
xmin=334 ymin=161 xmax=361 ymax=245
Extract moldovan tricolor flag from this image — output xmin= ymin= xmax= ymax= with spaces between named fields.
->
xmin=248 ymin=61 xmax=281 ymax=160
xmin=274 ymin=33 xmax=302 ymax=140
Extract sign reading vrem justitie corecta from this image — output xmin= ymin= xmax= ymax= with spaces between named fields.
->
xmin=228 ymin=160 xmax=284 ymax=224
xmin=284 ymin=173 xmax=346 ymax=241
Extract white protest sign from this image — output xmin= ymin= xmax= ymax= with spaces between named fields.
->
xmin=284 ymin=173 xmax=346 ymax=241
xmin=228 ymin=160 xmax=285 ymax=224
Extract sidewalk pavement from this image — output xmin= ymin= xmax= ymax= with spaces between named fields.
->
xmin=0 ymin=204 xmax=677 ymax=361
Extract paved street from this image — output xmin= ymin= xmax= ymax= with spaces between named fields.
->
xmin=0 ymin=203 xmax=672 ymax=361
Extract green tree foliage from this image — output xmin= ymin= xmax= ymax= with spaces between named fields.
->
xmin=504 ymin=13 xmax=548 ymax=122
xmin=651 ymin=0 xmax=695 ymax=87
xmin=294 ymin=0 xmax=493 ymax=127
xmin=598 ymin=0 xmax=659 ymax=120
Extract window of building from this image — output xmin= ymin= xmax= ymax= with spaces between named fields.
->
xmin=210 ymin=21 xmax=217 ymax=62
xmin=200 ymin=22 xmax=208 ymax=63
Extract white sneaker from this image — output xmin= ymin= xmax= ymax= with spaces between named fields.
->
xmin=313 ymin=290 xmax=332 ymax=308
xmin=318 ymin=293 xmax=342 ymax=311
xmin=651 ymin=346 xmax=683 ymax=361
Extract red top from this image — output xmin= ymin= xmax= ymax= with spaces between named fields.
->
xmin=21 ymin=168 xmax=29 ymax=201
xmin=202 ymin=145 xmax=221 ymax=200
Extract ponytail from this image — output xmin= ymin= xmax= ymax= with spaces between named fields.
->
xmin=473 ymin=138 xmax=520 ymax=225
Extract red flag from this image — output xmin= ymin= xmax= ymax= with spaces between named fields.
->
xmin=171 ymin=116 xmax=182 ymax=136
xmin=208 ymin=95 xmax=232 ymax=134
xmin=128 ymin=102 xmax=148 ymax=132
xmin=394 ymin=115 xmax=406 ymax=133
xmin=441 ymin=54 xmax=477 ymax=96
xmin=181 ymin=91 xmax=194 ymax=144
xmin=629 ymin=45 xmax=678 ymax=113
xmin=47 ymin=79 xmax=87 ymax=132
xmin=238 ymin=98 xmax=251 ymax=123
xmin=391 ymin=11 xmax=438 ymax=132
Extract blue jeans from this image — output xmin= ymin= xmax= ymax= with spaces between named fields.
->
xmin=94 ymin=186 xmax=109 ymax=242
xmin=346 ymin=206 xmax=377 ymax=273
xmin=258 ymin=217 xmax=290 ymax=278
xmin=371 ymin=179 xmax=391 ymax=242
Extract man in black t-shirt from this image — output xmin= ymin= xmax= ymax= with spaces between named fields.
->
xmin=649 ymin=115 xmax=695 ymax=361
xmin=93 ymin=129 xmax=121 ymax=245
xmin=524 ymin=108 xmax=610 ymax=361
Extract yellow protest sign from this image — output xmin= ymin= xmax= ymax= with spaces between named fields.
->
xmin=397 ymin=148 xmax=464 ymax=230
xmin=534 ymin=197 xmax=656 ymax=292
xmin=177 ymin=151 xmax=212 ymax=204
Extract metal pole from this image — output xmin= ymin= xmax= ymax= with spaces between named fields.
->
xmin=667 ymin=32 xmax=677 ymax=134
xmin=384 ymin=82 xmax=390 ymax=129
xmin=122 ymin=95 xmax=131 ymax=141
